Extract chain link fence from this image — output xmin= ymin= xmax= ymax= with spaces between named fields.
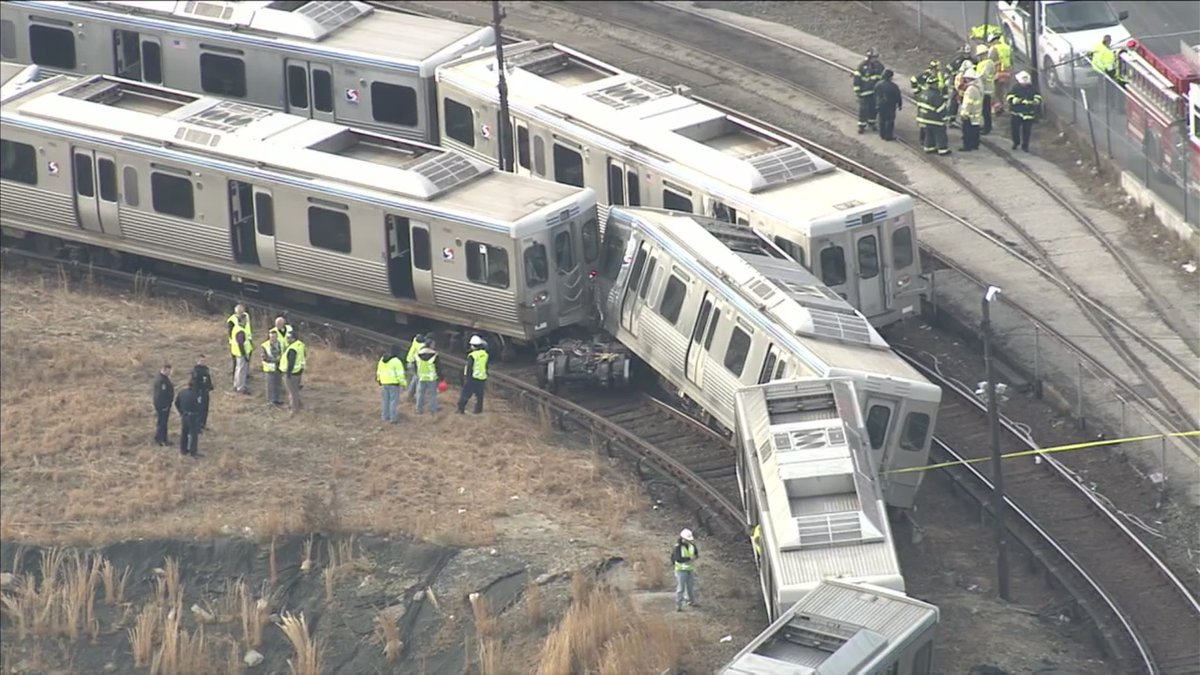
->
xmin=897 ymin=1 xmax=1199 ymax=231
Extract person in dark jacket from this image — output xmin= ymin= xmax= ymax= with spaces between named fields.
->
xmin=189 ymin=356 xmax=214 ymax=431
xmin=671 ymin=529 xmax=699 ymax=611
xmin=1006 ymin=70 xmax=1043 ymax=152
xmin=174 ymin=383 xmax=202 ymax=457
xmin=852 ymin=49 xmax=885 ymax=133
xmin=873 ymin=70 xmax=902 ymax=141
xmin=152 ymin=364 xmax=174 ymax=446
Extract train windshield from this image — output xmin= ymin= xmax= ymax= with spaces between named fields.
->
xmin=1044 ymin=1 xmax=1121 ymax=32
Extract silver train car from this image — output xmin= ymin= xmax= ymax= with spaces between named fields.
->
xmin=719 ymin=579 xmax=938 ymax=675
xmin=436 ymin=42 xmax=926 ymax=327
xmin=594 ymin=208 xmax=940 ymax=510
xmin=734 ymin=379 xmax=904 ymax=619
xmin=0 ymin=66 xmax=598 ymax=342
xmin=0 ymin=0 xmax=493 ymax=143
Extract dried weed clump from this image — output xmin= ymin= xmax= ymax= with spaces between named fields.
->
xmin=535 ymin=582 xmax=685 ymax=675
xmin=279 ymin=611 xmax=323 ymax=675
xmin=0 ymin=270 xmax=648 ymax=546
xmin=0 ymin=548 xmax=125 ymax=641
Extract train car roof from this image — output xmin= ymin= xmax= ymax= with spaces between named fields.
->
xmin=614 ymin=209 xmax=934 ymax=384
xmin=1 ymin=73 xmax=585 ymax=226
xmin=735 ymin=380 xmax=903 ymax=596
xmin=438 ymin=42 xmax=909 ymax=231
xmin=719 ymin=580 xmax=938 ymax=675
xmin=15 ymin=1 xmax=493 ymax=72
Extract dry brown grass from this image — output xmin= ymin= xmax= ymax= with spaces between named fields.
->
xmin=278 ymin=611 xmax=323 ymax=675
xmin=0 ymin=269 xmax=647 ymax=546
xmin=630 ymin=549 xmax=669 ymax=591
xmin=534 ymin=583 xmax=685 ymax=675
xmin=523 ymin=580 xmax=544 ymax=628
xmin=0 ymin=548 xmax=110 ymax=640
xmin=373 ymin=609 xmax=402 ymax=663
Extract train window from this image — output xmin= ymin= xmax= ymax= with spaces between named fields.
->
xmin=287 ymin=65 xmax=309 ymax=109
xmin=411 ymin=226 xmax=431 ymax=271
xmin=692 ymin=299 xmax=712 ymax=343
xmin=627 ymin=171 xmax=641 ymax=206
xmin=517 ymin=126 xmax=531 ymax=170
xmin=865 ymin=405 xmax=891 ymax=450
xmin=97 ymin=159 xmax=117 ymax=202
xmin=607 ymin=162 xmax=625 ymax=206
xmin=150 ymin=173 xmax=194 ymax=219
xmin=758 ymin=349 xmax=777 ymax=384
xmin=533 ymin=136 xmax=546 ymax=176
xmin=443 ymin=98 xmax=474 ymax=147
xmin=29 ymin=25 xmax=76 ymax=69
xmin=554 ymin=230 xmax=574 ymax=272
xmin=524 ymin=242 xmax=549 ymax=287
xmin=307 ymin=206 xmax=352 ymax=254
xmin=599 ymin=229 xmax=625 ymax=280
xmin=662 ymin=188 xmax=693 ymax=213
xmin=774 ymin=359 xmax=786 ymax=380
xmin=704 ymin=309 xmax=721 ymax=351
xmin=122 ymin=167 xmax=139 ymax=206
xmin=371 ymin=82 xmax=418 ymax=127
xmin=553 ymin=144 xmax=585 ymax=188
xmin=254 ymin=193 xmax=275 ymax=236
xmin=312 ymin=70 xmax=333 ymax=113
xmin=0 ymin=140 xmax=38 ymax=186
xmin=142 ymin=42 xmax=163 ymax=84
xmin=199 ymin=53 xmax=247 ymax=98
xmin=723 ymin=326 xmax=751 ymax=377
xmin=774 ymin=236 xmax=806 ymax=267
xmin=820 ymin=246 xmax=847 ymax=286
xmin=900 ymin=412 xmax=931 ymax=451
xmin=893 ymin=226 xmax=914 ymax=269
xmin=658 ymin=275 xmax=687 ymax=325
xmin=466 ymin=240 xmax=510 ymax=289
xmin=857 ymin=235 xmax=880 ymax=279
xmin=625 ymin=244 xmax=648 ymax=292
xmin=638 ymin=257 xmax=657 ymax=300
xmin=581 ymin=219 xmax=600 ymax=264
xmin=73 ymin=154 xmax=95 ymax=198
xmin=1 ymin=20 xmax=15 ymax=60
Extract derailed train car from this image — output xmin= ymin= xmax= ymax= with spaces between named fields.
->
xmin=0 ymin=0 xmax=493 ymax=143
xmin=586 ymin=208 xmax=940 ymax=510
xmin=0 ymin=66 xmax=598 ymax=343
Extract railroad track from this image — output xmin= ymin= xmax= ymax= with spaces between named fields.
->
xmin=899 ymin=347 xmax=1200 ymax=675
xmin=536 ymin=0 xmax=1197 ymax=454
xmin=0 ymin=248 xmax=744 ymax=539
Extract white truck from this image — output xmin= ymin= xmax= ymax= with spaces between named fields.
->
xmin=996 ymin=0 xmax=1131 ymax=90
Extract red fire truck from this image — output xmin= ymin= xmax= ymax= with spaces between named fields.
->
xmin=1118 ymin=40 xmax=1200 ymax=191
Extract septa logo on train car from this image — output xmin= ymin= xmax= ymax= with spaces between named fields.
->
xmin=345 ymin=89 xmax=360 ymax=104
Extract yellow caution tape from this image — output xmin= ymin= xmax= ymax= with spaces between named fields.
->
xmin=885 ymin=430 xmax=1200 ymax=475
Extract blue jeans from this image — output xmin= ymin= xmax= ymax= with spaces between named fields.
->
xmin=380 ymin=384 xmax=400 ymax=422
xmin=674 ymin=570 xmax=696 ymax=609
xmin=415 ymin=380 xmax=439 ymax=414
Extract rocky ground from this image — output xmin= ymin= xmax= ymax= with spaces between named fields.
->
xmin=0 ymin=267 xmax=763 ymax=673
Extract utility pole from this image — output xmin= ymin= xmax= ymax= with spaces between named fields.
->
xmin=492 ymin=0 xmax=514 ymax=172
xmin=982 ymin=285 xmax=1011 ymax=601
xmin=1029 ymin=1 xmax=1040 ymax=89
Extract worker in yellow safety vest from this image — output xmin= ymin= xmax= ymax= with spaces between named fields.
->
xmin=1089 ymin=35 xmax=1124 ymax=85
xmin=229 ymin=314 xmax=253 ymax=395
xmin=974 ymin=44 xmax=996 ymax=135
xmin=282 ymin=329 xmax=306 ymax=414
xmin=671 ymin=529 xmax=699 ymax=611
xmin=377 ymin=345 xmax=406 ymax=423
xmin=414 ymin=340 xmax=442 ymax=415
xmin=226 ymin=303 xmax=251 ymax=378
xmin=456 ymin=335 xmax=489 ymax=414
xmin=750 ymin=524 xmax=763 ymax=561
xmin=405 ymin=333 xmax=426 ymax=402
xmin=260 ymin=328 xmax=284 ymax=406
xmin=990 ymin=36 xmax=1013 ymax=115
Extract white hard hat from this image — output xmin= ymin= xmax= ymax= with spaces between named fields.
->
xmin=469 ymin=335 xmax=485 ymax=347
xmin=680 ymin=529 xmax=694 ymax=541
xmin=963 ymin=68 xmax=979 ymax=80
xmin=1016 ymin=70 xmax=1032 ymax=84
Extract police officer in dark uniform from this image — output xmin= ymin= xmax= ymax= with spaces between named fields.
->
xmin=152 ymin=364 xmax=174 ymax=446
xmin=189 ymin=355 xmax=214 ymax=431
xmin=174 ymin=382 xmax=202 ymax=457
xmin=853 ymin=49 xmax=886 ymax=134
xmin=873 ymin=70 xmax=902 ymax=141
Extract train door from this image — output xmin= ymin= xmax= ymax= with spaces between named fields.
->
xmin=71 ymin=148 xmax=120 ymax=235
xmin=514 ymin=121 xmax=532 ymax=177
xmin=863 ymin=397 xmax=896 ymax=476
xmin=619 ymin=241 xmax=650 ymax=336
xmin=252 ymin=188 xmax=278 ymax=270
xmin=605 ymin=158 xmax=641 ymax=209
xmin=409 ymin=223 xmax=433 ymax=302
xmin=284 ymin=59 xmax=336 ymax=123
xmin=757 ymin=344 xmax=788 ymax=384
xmin=112 ymin=30 xmax=163 ymax=83
xmin=551 ymin=223 xmax=584 ymax=315
xmin=227 ymin=180 xmax=260 ymax=266
xmin=854 ymin=228 xmax=886 ymax=318
xmin=384 ymin=213 xmax=417 ymax=300
xmin=685 ymin=293 xmax=717 ymax=387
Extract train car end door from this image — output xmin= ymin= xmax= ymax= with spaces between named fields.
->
xmin=551 ymin=223 xmax=584 ymax=317
xmin=854 ymin=228 xmax=886 ymax=318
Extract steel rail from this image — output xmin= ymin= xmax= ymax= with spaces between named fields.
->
xmin=0 ymin=247 xmax=744 ymax=536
